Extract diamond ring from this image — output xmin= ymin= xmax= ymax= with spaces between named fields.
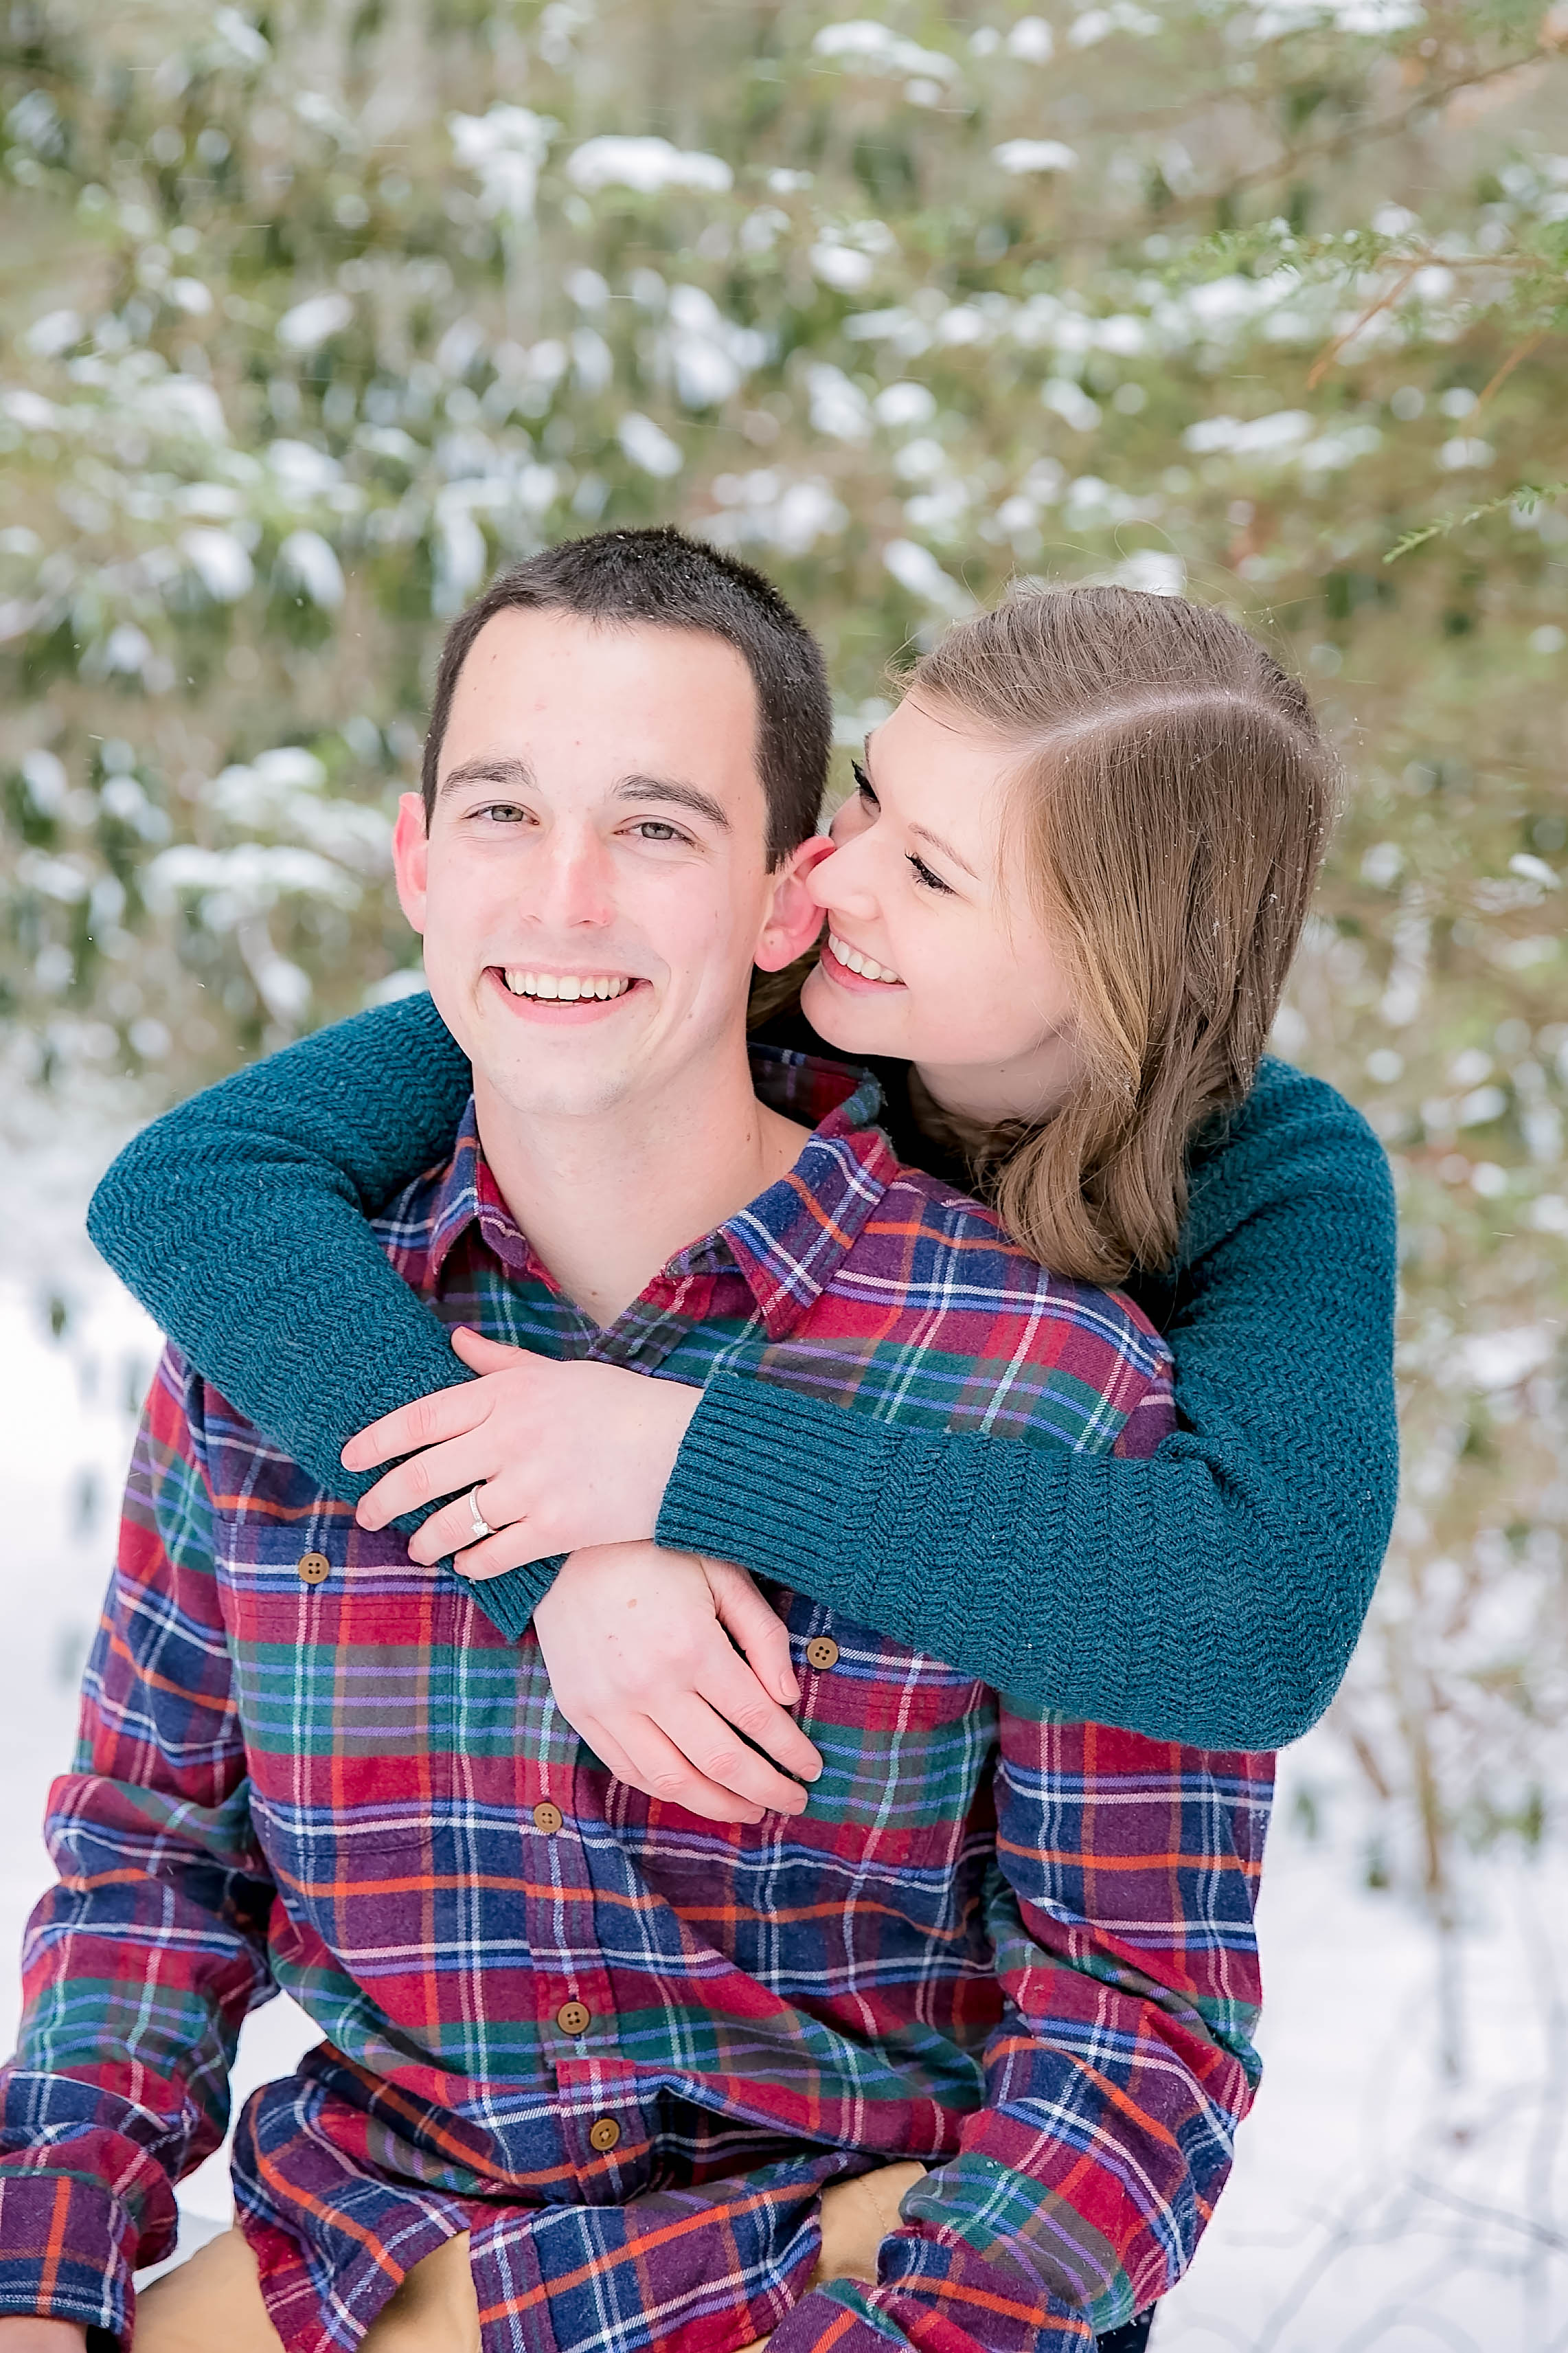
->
xmin=468 ymin=1485 xmax=495 ymax=1543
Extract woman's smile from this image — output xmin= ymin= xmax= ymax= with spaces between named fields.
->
xmin=820 ymin=930 xmax=905 ymax=989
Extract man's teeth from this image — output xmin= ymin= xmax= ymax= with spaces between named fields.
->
xmin=501 ymin=971 xmax=633 ymax=1002
xmin=828 ymin=932 xmax=902 ymax=985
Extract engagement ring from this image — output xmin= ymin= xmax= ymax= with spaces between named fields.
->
xmin=468 ymin=1485 xmax=495 ymax=1543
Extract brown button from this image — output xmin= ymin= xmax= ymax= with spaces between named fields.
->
xmin=588 ymin=2117 xmax=620 ymax=2152
xmin=805 ymin=1636 xmax=839 ymax=1671
xmin=556 ymin=2000 xmax=591 ymax=2036
xmin=532 ymin=1801 xmax=564 ymax=1835
xmin=297 ymin=1552 xmax=331 ymax=1586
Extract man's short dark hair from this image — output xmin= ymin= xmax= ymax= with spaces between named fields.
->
xmin=421 ymin=526 xmax=831 ymax=864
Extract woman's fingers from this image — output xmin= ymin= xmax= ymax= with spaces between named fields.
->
xmin=354 ymin=1430 xmax=499 ymax=1529
xmin=703 ymin=1557 xmax=799 ymax=1705
xmin=450 ymin=1516 xmax=551 ymax=1581
xmin=400 ymin=1479 xmax=525 ymax=1564
xmin=341 ymin=1377 xmax=491 ymax=1474
xmin=652 ymin=1692 xmax=812 ymax=1816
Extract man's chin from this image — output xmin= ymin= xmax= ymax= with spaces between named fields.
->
xmin=472 ymin=1059 xmax=646 ymax=1127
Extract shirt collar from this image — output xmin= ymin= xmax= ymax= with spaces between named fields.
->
xmin=420 ymin=1046 xmax=898 ymax=1341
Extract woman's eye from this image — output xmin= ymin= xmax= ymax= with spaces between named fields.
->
xmin=851 ymin=760 xmax=878 ymax=808
xmin=907 ymin=851 xmax=955 ymax=897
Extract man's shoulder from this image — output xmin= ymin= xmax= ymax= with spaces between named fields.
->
xmin=791 ymin=1157 xmax=1172 ymax=1453
xmin=858 ymin=1158 xmax=1163 ymax=1341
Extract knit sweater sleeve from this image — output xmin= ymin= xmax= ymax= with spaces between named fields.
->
xmin=87 ymin=991 xmax=478 ymax=1510
xmin=658 ymin=1059 xmax=1398 ymax=1750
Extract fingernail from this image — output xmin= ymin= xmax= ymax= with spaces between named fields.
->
xmin=778 ymin=1677 xmax=799 ymax=1703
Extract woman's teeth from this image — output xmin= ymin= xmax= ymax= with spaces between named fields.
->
xmin=502 ymin=970 xmax=633 ymax=1002
xmin=828 ymin=933 xmax=902 ymax=985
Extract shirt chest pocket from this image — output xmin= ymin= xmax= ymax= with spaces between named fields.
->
xmin=774 ymin=1597 xmax=997 ymax=1869
xmin=220 ymin=1529 xmax=461 ymax=1865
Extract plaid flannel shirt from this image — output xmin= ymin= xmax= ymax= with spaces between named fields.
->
xmin=0 ymin=1050 xmax=1271 ymax=2353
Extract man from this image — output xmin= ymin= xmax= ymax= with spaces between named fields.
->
xmin=0 ymin=531 xmax=1266 ymax=2353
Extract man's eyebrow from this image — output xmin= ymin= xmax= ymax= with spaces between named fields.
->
xmin=438 ymin=754 xmax=535 ymax=799
xmin=612 ymin=774 xmax=731 ymax=831
xmin=862 ymin=739 xmax=979 ymax=881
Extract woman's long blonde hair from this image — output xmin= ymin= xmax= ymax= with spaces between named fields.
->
xmin=905 ymin=581 xmax=1339 ymax=1285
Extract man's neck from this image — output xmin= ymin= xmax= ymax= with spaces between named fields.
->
xmin=473 ymin=1046 xmax=810 ymax=1327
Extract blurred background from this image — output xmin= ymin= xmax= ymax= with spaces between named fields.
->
xmin=1 ymin=1 xmax=1566 ymax=2341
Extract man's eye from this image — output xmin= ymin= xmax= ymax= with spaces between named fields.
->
xmin=907 ymin=851 xmax=955 ymax=897
xmin=851 ymin=761 xmax=878 ymax=807
xmin=477 ymin=801 xmax=527 ymax=824
xmin=628 ymin=819 xmax=686 ymax=843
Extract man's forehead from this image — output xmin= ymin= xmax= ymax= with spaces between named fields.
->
xmin=457 ymin=605 xmax=755 ymax=699
xmin=439 ymin=609 xmax=766 ymax=811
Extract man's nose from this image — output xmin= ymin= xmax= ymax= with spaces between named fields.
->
xmin=533 ymin=828 xmax=615 ymax=927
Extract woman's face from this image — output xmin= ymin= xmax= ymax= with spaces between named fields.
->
xmin=800 ymin=693 xmax=1082 ymax=1127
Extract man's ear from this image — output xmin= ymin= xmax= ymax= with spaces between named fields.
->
xmin=391 ymin=793 xmax=430 ymax=934
xmin=754 ymin=835 xmax=833 ymax=973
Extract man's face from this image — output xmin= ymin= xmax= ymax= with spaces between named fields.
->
xmin=394 ymin=607 xmax=802 ymax=1126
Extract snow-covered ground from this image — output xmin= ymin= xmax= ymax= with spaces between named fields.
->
xmin=2 ymin=1133 xmax=1564 ymax=2346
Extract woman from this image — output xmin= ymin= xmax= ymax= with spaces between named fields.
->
xmin=88 ymin=578 xmax=1397 ymax=1801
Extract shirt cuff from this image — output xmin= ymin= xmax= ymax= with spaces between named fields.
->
xmin=766 ymin=2271 xmax=1095 ymax=2353
xmin=0 ymin=2161 xmax=146 ymax=2345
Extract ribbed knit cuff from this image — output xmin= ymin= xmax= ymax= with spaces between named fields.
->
xmin=657 ymin=1371 xmax=1113 ymax=1713
xmin=657 ymin=1373 xmax=888 ymax=1615
xmin=461 ymin=1553 xmax=563 ymax=1643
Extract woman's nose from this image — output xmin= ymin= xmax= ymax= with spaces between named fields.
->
xmin=810 ymin=826 xmax=880 ymax=918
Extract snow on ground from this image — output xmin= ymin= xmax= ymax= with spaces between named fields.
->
xmin=1 ymin=1136 xmax=1564 ymax=2344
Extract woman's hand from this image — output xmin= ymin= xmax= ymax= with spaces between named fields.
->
xmin=345 ymin=1329 xmax=699 ymax=1574
xmin=534 ymin=1543 xmax=823 ymax=1823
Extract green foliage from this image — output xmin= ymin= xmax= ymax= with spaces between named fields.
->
xmin=3 ymin=0 xmax=1565 ymax=1904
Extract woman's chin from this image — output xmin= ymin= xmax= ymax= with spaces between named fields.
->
xmin=800 ymin=964 xmax=892 ymax=1055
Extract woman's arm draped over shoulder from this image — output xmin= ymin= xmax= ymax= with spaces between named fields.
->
xmin=657 ymin=1058 xmax=1398 ymax=1752
xmin=87 ymin=993 xmax=475 ymax=1507
xmin=93 ymin=1019 xmax=1396 ymax=1750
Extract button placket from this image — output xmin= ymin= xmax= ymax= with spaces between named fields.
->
xmin=524 ymin=1748 xmax=627 ymax=2192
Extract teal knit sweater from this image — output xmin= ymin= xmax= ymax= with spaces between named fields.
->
xmin=87 ymin=990 xmax=1396 ymax=1749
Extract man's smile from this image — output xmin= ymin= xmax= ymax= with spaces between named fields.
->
xmin=503 ymin=967 xmax=635 ymax=1001
xmin=484 ymin=965 xmax=650 ymax=1020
